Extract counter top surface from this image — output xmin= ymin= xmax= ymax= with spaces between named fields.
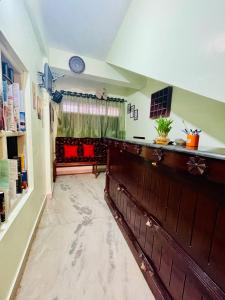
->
xmin=107 ymin=137 xmax=225 ymax=161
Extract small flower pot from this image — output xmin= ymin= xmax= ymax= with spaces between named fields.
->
xmin=155 ymin=135 xmax=170 ymax=145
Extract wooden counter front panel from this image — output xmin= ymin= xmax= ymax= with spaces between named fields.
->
xmin=106 ymin=142 xmax=225 ymax=300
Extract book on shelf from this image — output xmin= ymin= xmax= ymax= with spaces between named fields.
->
xmin=19 ymin=90 xmax=25 ymax=111
xmin=1 ymin=80 xmax=26 ymax=132
xmin=0 ymin=191 xmax=5 ymax=222
xmin=6 ymin=84 xmax=16 ymax=131
xmin=19 ymin=112 xmax=26 ymax=131
xmin=8 ymin=159 xmax=18 ymax=207
xmin=0 ymin=90 xmax=3 ymax=130
xmin=2 ymin=80 xmax=8 ymax=103
xmin=0 ymin=159 xmax=10 ymax=189
xmin=19 ymin=90 xmax=26 ymax=131
xmin=0 ymin=157 xmax=28 ymax=221
xmin=20 ymin=154 xmax=25 ymax=171
xmin=2 ymin=80 xmax=8 ymax=130
xmin=0 ymin=160 xmax=10 ymax=220
xmin=12 ymin=83 xmax=20 ymax=131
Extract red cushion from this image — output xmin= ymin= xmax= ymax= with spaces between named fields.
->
xmin=83 ymin=144 xmax=95 ymax=157
xmin=64 ymin=145 xmax=78 ymax=158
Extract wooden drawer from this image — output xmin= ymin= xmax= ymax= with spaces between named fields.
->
xmin=107 ymin=175 xmax=225 ymax=300
xmin=141 ymin=146 xmax=225 ymax=185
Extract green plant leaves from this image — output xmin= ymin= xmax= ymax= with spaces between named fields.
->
xmin=155 ymin=117 xmax=173 ymax=136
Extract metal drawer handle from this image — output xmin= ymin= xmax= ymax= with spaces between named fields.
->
xmin=122 ymin=142 xmax=127 ymax=150
xmin=117 ymin=185 xmax=125 ymax=192
xmin=140 ymin=261 xmax=147 ymax=272
xmin=135 ymin=145 xmax=142 ymax=155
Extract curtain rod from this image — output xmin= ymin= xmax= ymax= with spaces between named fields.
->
xmin=60 ymin=90 xmax=127 ymax=103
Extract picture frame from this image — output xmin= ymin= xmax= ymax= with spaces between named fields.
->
xmin=130 ymin=105 xmax=135 ymax=118
xmin=134 ymin=109 xmax=138 ymax=121
xmin=37 ymin=96 xmax=42 ymax=120
xmin=32 ymin=82 xmax=37 ymax=110
xmin=127 ymin=103 xmax=131 ymax=114
xmin=49 ymin=102 xmax=54 ymax=132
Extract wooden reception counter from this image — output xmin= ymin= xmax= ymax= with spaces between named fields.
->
xmin=104 ymin=138 xmax=225 ymax=300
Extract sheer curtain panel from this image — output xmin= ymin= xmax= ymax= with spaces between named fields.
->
xmin=57 ymin=95 xmax=125 ymax=138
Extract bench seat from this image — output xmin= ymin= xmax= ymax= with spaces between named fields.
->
xmin=53 ymin=137 xmax=107 ymax=181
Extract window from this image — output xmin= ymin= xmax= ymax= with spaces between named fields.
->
xmin=62 ymin=101 xmax=120 ymax=117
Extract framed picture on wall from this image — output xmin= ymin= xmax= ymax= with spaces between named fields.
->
xmin=130 ymin=105 xmax=135 ymax=118
xmin=37 ymin=96 xmax=42 ymax=120
xmin=49 ymin=102 xmax=54 ymax=132
xmin=127 ymin=103 xmax=131 ymax=114
xmin=134 ymin=109 xmax=138 ymax=121
xmin=32 ymin=82 xmax=37 ymax=110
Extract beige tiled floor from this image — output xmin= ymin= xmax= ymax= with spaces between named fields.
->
xmin=15 ymin=174 xmax=155 ymax=300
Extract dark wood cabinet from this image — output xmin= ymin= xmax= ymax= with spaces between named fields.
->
xmin=104 ymin=139 xmax=225 ymax=300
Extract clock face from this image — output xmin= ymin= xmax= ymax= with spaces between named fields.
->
xmin=69 ymin=56 xmax=85 ymax=74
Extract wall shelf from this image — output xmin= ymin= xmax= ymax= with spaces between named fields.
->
xmin=0 ymin=188 xmax=32 ymax=242
xmin=0 ymin=33 xmax=28 ymax=227
xmin=0 ymin=130 xmax=25 ymax=137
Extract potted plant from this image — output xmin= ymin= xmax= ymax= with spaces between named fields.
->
xmin=155 ymin=117 xmax=173 ymax=145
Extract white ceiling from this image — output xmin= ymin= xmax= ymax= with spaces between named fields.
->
xmin=24 ymin=0 xmax=131 ymax=60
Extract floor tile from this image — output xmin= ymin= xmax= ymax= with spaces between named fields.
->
xmin=15 ymin=174 xmax=155 ymax=300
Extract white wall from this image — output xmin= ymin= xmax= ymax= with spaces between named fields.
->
xmin=0 ymin=1 xmax=50 ymax=299
xmin=49 ymin=47 xmax=146 ymax=89
xmin=55 ymin=75 xmax=130 ymax=97
xmin=108 ymin=0 xmax=225 ymax=103
xmin=126 ymin=78 xmax=225 ymax=148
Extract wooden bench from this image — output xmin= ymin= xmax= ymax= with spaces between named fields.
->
xmin=53 ymin=137 xmax=107 ymax=182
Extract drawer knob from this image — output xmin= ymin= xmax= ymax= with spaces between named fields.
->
xmin=146 ymin=219 xmax=153 ymax=227
xmin=135 ymin=145 xmax=142 ymax=155
xmin=122 ymin=142 xmax=127 ymax=150
xmin=117 ymin=185 xmax=125 ymax=192
xmin=152 ymin=162 xmax=157 ymax=167
xmin=152 ymin=149 xmax=164 ymax=162
xmin=187 ymin=156 xmax=207 ymax=176
xmin=140 ymin=261 xmax=147 ymax=272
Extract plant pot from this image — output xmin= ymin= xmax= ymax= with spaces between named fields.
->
xmin=155 ymin=135 xmax=170 ymax=145
xmin=186 ymin=134 xmax=199 ymax=148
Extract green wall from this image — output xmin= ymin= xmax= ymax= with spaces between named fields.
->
xmin=126 ymin=78 xmax=225 ymax=147
xmin=108 ymin=0 xmax=225 ymax=103
xmin=0 ymin=1 xmax=49 ymax=299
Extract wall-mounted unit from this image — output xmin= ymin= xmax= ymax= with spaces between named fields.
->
xmin=38 ymin=63 xmax=53 ymax=95
xmin=150 ymin=86 xmax=173 ymax=119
